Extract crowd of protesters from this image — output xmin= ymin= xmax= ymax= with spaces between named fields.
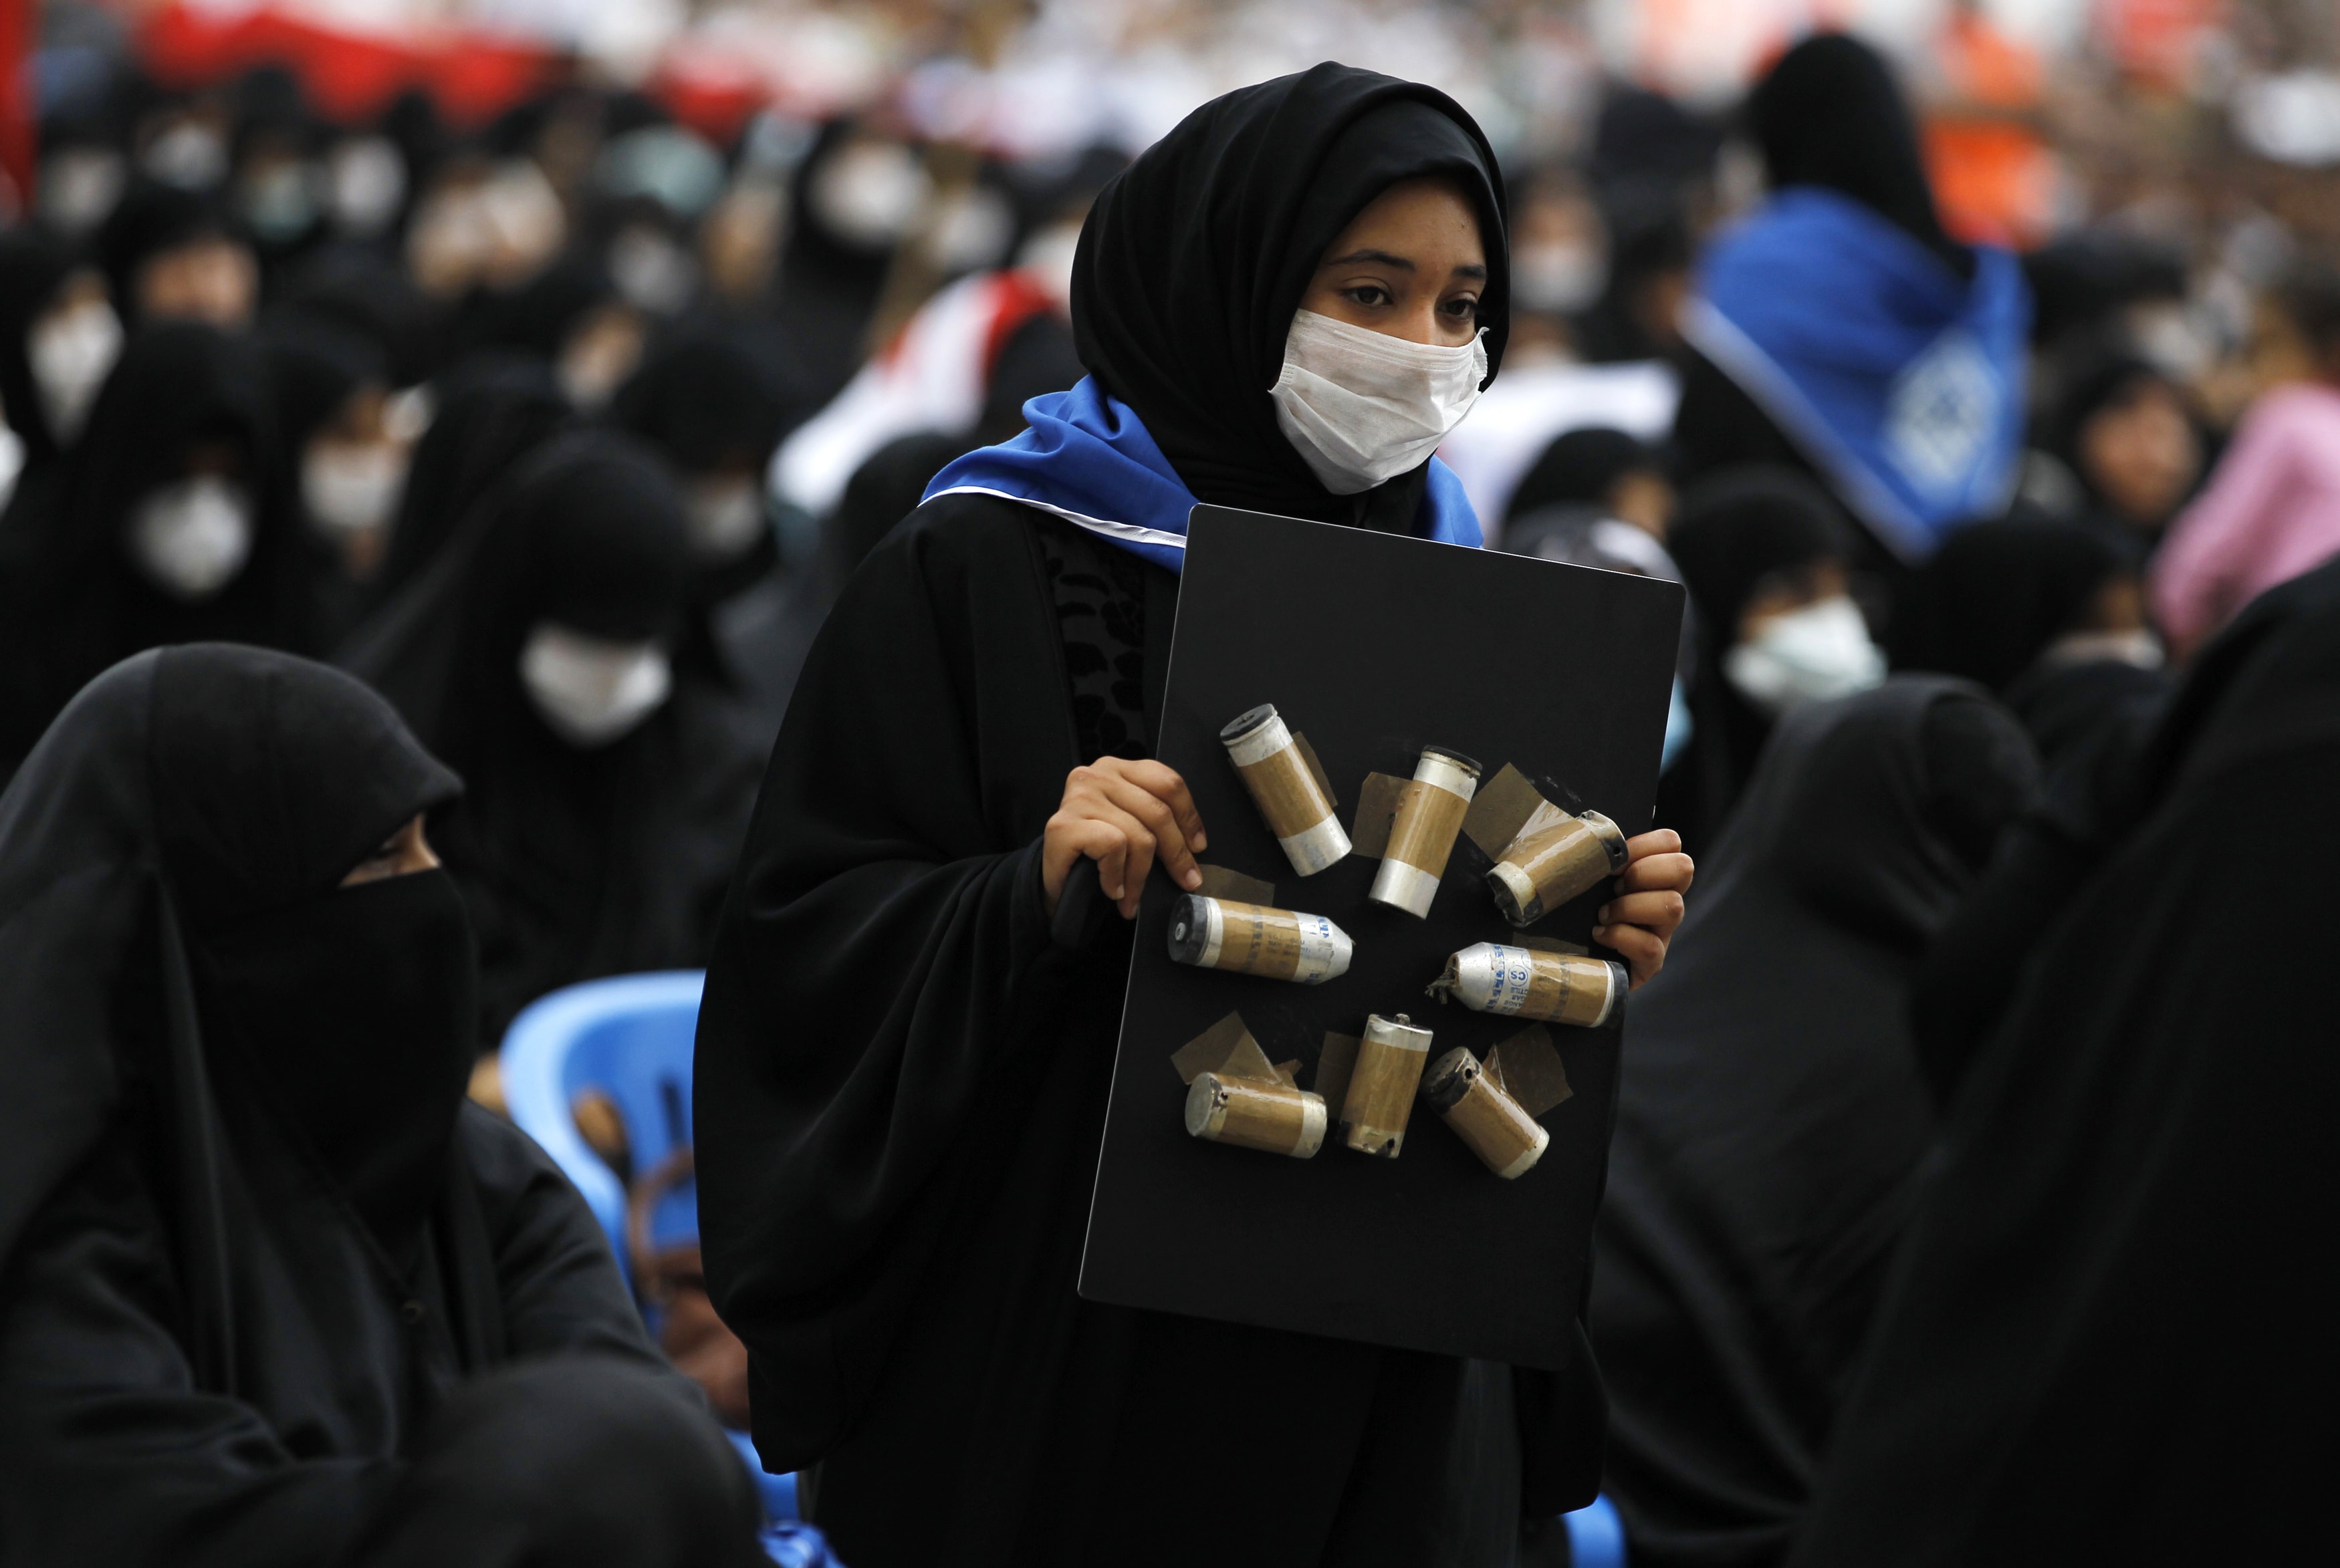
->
xmin=0 ymin=5 xmax=2333 ymax=1565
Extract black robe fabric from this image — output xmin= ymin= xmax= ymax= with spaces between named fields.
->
xmin=699 ymin=493 xmax=1595 ymax=1568
xmin=1589 ymin=679 xmax=2039 ymax=1568
xmin=0 ymin=645 xmax=755 ymax=1567
xmin=341 ymin=434 xmax=764 ymax=1041
xmin=1788 ymin=557 xmax=2340 ymax=1565
xmin=0 ymin=321 xmax=306 ymax=776
xmin=364 ymin=352 xmax=571 ymax=614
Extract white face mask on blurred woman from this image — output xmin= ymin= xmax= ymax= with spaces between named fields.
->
xmin=128 ymin=475 xmax=254 ymax=600
xmin=518 ymin=623 xmax=673 ymax=747
xmin=302 ymin=439 xmax=406 ymax=541
xmin=1723 ymin=595 xmax=1886 ymax=716
xmin=685 ymin=476 xmax=767 ymax=561
xmin=28 ymin=290 xmax=123 ymax=445
xmin=1270 ymin=310 xmax=1487 ymax=495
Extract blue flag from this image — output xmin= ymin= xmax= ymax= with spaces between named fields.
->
xmin=1683 ymin=187 xmax=2031 ymax=560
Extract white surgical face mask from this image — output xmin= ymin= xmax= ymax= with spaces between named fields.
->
xmin=0 ymin=421 xmax=23 ymax=513
xmin=809 ymin=140 xmax=931 ymax=250
xmin=2041 ymin=626 xmax=2166 ymax=670
xmin=29 ymin=298 xmax=123 ymax=445
xmin=1269 ymin=309 xmax=1488 ymax=496
xmin=128 ymin=475 xmax=253 ymax=600
xmin=685 ymin=477 xmax=767 ymax=561
xmin=303 ymin=440 xmax=406 ymax=539
xmin=1513 ymin=239 xmax=1607 ymax=315
xmin=518 ymin=623 xmax=673 ymax=748
xmin=1722 ymin=595 xmax=1885 ymax=716
xmin=330 ymin=135 xmax=408 ymax=237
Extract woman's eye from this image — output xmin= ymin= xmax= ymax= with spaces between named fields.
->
xmin=1343 ymin=285 xmax=1391 ymax=308
xmin=1441 ymin=296 xmax=1480 ymax=320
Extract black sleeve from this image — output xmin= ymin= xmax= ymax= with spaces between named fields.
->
xmin=0 ymin=1126 xmax=399 ymax=1568
xmin=695 ymin=502 xmax=1097 ymax=1466
xmin=455 ymin=1104 xmax=667 ymax=1367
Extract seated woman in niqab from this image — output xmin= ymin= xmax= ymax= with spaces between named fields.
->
xmin=695 ymin=64 xmax=1695 ymax=1567
xmin=0 ymin=645 xmax=759 ymax=1567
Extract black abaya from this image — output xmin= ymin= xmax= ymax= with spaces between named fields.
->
xmin=1788 ymin=557 xmax=2340 ymax=1565
xmin=695 ymin=66 xmax=1591 ymax=1568
xmin=0 ymin=646 xmax=757 ymax=1567
xmin=1589 ymin=679 xmax=2038 ymax=1568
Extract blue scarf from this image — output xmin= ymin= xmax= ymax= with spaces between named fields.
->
xmin=921 ymin=376 xmax=1482 ymax=573
xmin=1684 ymin=187 xmax=2030 ymax=560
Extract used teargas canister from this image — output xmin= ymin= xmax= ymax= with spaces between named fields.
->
xmin=1487 ymin=809 xmax=1628 ymax=926
xmin=1220 ymin=704 xmax=1349 ymax=876
xmin=1185 ymin=1072 xmax=1327 ymax=1158
xmin=1367 ymin=747 xmax=1481 ymax=918
xmin=1422 ymin=1047 xmax=1550 ymax=1179
xmin=1167 ymin=894 xmax=1353 ymax=984
xmin=1429 ymin=942 xmax=1625 ymax=1029
xmin=1339 ymin=1012 xmax=1436 ymax=1157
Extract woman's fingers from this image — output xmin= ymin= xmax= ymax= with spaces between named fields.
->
xmin=1597 ymin=889 xmax=1685 ymax=941
xmin=1593 ymin=919 xmax=1667 ymax=989
xmin=1617 ymin=850 xmax=1694 ymax=897
xmin=1096 ymin=774 xmax=1202 ymax=891
xmin=1113 ymin=759 xmax=1209 ymax=854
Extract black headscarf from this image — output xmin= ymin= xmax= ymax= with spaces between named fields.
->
xmin=96 ymin=177 xmax=243 ymax=325
xmin=1889 ymin=517 xmax=2124 ymax=692
xmin=1072 ymin=62 xmax=1508 ymax=527
xmin=1507 ymin=426 xmax=1654 ymax=525
xmin=3 ymin=321 xmax=304 ymax=765
xmin=1789 ymin=560 xmax=2340 ymax=1566
xmin=366 ymin=352 xmax=570 ymax=610
xmin=343 ymin=433 xmax=758 ymax=1040
xmin=1593 ymin=678 xmax=2037 ymax=1568
xmin=257 ymin=309 xmax=385 ymax=457
xmin=612 ymin=332 xmax=794 ymax=477
xmin=1750 ymin=33 xmax=1968 ymax=278
xmin=2045 ymin=350 xmax=2178 ymax=521
xmin=0 ymin=228 xmax=78 ymax=465
xmin=0 ymin=644 xmax=459 ymax=1328
xmin=1656 ymin=466 xmax=1851 ymax=852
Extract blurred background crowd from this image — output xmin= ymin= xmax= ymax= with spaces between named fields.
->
xmin=1 ymin=1 xmax=2335 ymax=1561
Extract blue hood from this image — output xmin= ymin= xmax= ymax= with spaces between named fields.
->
xmin=1684 ymin=186 xmax=2030 ymax=560
xmin=921 ymin=376 xmax=1482 ymax=573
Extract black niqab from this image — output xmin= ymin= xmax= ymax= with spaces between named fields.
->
xmin=1592 ymin=679 xmax=2036 ymax=1568
xmin=96 ymin=177 xmax=241 ymax=324
xmin=1788 ymin=559 xmax=2340 ymax=1567
xmin=1750 ymin=34 xmax=1968 ymax=278
xmin=1072 ymin=62 xmax=1508 ymax=525
xmin=0 ymin=645 xmax=741 ymax=1567
xmin=1506 ymin=426 xmax=1653 ymax=525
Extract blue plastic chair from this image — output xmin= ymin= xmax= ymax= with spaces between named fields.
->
xmin=501 ymin=971 xmax=706 ymax=1289
xmin=499 ymin=972 xmax=812 ymax=1547
xmin=1564 ymin=1493 xmax=1627 ymax=1567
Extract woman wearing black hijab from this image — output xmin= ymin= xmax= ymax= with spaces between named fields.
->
xmin=0 ymin=644 xmax=759 ymax=1567
xmin=257 ymin=311 xmax=404 ymax=648
xmin=1888 ymin=515 xmax=2170 ymax=767
xmin=0 ymin=320 xmax=303 ymax=777
xmin=1589 ymin=679 xmax=2038 ymax=1568
xmin=2042 ymin=351 xmax=2203 ymax=553
xmin=1786 ymin=561 xmax=2340 ymax=1567
xmin=343 ymin=433 xmax=762 ymax=1042
xmin=364 ymin=352 xmax=570 ymax=610
xmin=695 ymin=63 xmax=1695 ymax=1567
xmin=1656 ymin=469 xmax=1883 ymax=854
